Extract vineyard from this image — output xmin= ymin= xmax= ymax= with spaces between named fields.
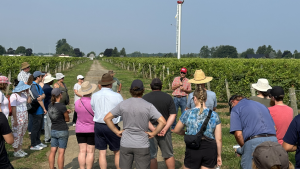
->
xmin=102 ymin=57 xmax=300 ymax=103
xmin=0 ymin=56 xmax=89 ymax=92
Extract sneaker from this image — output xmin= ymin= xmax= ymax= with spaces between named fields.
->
xmin=30 ymin=145 xmax=43 ymax=150
xmin=14 ymin=151 xmax=25 ymax=157
xmin=45 ymin=139 xmax=51 ymax=143
xmin=19 ymin=150 xmax=28 ymax=156
xmin=39 ymin=143 xmax=47 ymax=148
xmin=73 ymin=123 xmax=76 ymax=126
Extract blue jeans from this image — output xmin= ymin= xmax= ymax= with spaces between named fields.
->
xmin=236 ymin=136 xmax=277 ymax=169
xmin=51 ymin=130 xmax=69 ymax=149
xmin=171 ymin=97 xmax=187 ymax=129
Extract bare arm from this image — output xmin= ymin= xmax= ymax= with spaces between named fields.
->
xmin=74 ymin=89 xmax=82 ymax=97
xmin=0 ymin=103 xmax=2 ymax=112
xmin=11 ymin=106 xmax=17 ymax=127
xmin=3 ymin=133 xmax=14 ymax=145
xmin=118 ymin=83 xmax=122 ymax=93
xmin=215 ymin=123 xmax=222 ymax=166
xmin=53 ymin=83 xmax=59 ymax=88
xmin=172 ymin=84 xmax=181 ymax=90
xmin=148 ymin=122 xmax=156 ymax=132
xmin=64 ymin=110 xmax=70 ymax=122
xmin=146 ymin=116 xmax=166 ymax=138
xmin=158 ymin=114 xmax=176 ymax=136
xmin=104 ymin=112 xmax=123 ymax=137
xmin=234 ymin=130 xmax=244 ymax=147
xmin=173 ymin=120 xmax=186 ymax=135
xmin=283 ymin=142 xmax=298 ymax=152
xmin=213 ymin=107 xmax=217 ymax=111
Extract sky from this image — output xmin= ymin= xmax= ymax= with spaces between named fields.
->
xmin=1 ymin=0 xmax=300 ymax=55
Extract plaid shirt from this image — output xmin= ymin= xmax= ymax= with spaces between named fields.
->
xmin=172 ymin=76 xmax=191 ymax=96
xmin=17 ymin=70 xmax=30 ymax=83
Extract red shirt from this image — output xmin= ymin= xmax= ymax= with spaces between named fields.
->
xmin=172 ymin=77 xmax=191 ymax=96
xmin=269 ymin=105 xmax=293 ymax=145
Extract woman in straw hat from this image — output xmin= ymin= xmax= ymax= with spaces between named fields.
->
xmin=249 ymin=78 xmax=272 ymax=107
xmin=174 ymin=84 xmax=222 ymax=169
xmin=74 ymin=81 xmax=97 ymax=169
xmin=186 ymin=70 xmax=217 ymax=111
xmin=10 ymin=81 xmax=32 ymax=157
xmin=0 ymin=76 xmax=12 ymax=118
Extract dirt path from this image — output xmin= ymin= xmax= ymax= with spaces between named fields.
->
xmin=41 ymin=60 xmax=166 ymax=169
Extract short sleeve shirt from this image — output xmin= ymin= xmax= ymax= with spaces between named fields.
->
xmin=30 ymin=81 xmax=44 ymax=115
xmin=112 ymin=77 xmax=121 ymax=92
xmin=74 ymin=97 xmax=95 ymax=133
xmin=0 ymin=112 xmax=12 ymax=168
xmin=17 ymin=71 xmax=30 ymax=83
xmin=74 ymin=83 xmax=82 ymax=103
xmin=180 ymin=108 xmax=221 ymax=139
xmin=110 ymin=98 xmax=162 ymax=148
xmin=0 ymin=91 xmax=9 ymax=118
xmin=230 ymin=99 xmax=276 ymax=141
xmin=249 ymin=96 xmax=271 ymax=108
xmin=172 ymin=77 xmax=191 ymax=96
xmin=187 ymin=90 xmax=217 ymax=110
xmin=283 ymin=115 xmax=300 ymax=168
xmin=48 ymin=103 xmax=68 ymax=131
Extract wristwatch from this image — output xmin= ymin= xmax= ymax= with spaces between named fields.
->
xmin=117 ymin=91 xmax=120 ymax=93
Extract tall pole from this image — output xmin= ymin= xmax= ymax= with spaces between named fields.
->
xmin=176 ymin=1 xmax=183 ymax=59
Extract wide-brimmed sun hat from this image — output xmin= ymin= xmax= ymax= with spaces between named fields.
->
xmin=98 ymin=73 xmax=115 ymax=85
xmin=0 ymin=76 xmax=11 ymax=84
xmin=56 ymin=73 xmax=65 ymax=80
xmin=188 ymin=69 xmax=213 ymax=84
xmin=13 ymin=81 xmax=30 ymax=93
xmin=21 ymin=62 xmax=30 ymax=70
xmin=77 ymin=75 xmax=84 ymax=80
xmin=252 ymin=78 xmax=272 ymax=92
xmin=78 ymin=81 xmax=97 ymax=96
xmin=108 ymin=70 xmax=115 ymax=76
xmin=44 ymin=74 xmax=56 ymax=84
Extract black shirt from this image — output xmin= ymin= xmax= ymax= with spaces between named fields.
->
xmin=0 ymin=112 xmax=12 ymax=168
xmin=48 ymin=103 xmax=68 ymax=131
xmin=43 ymin=84 xmax=53 ymax=111
xmin=143 ymin=91 xmax=176 ymax=125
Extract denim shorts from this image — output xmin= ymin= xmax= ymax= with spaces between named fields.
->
xmin=51 ymin=130 xmax=69 ymax=149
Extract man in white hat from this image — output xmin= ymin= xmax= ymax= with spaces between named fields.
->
xmin=17 ymin=62 xmax=31 ymax=84
xmin=72 ymin=75 xmax=84 ymax=126
xmin=249 ymin=78 xmax=272 ymax=107
xmin=186 ymin=70 xmax=217 ymax=111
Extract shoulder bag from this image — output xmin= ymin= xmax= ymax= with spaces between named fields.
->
xmin=27 ymin=84 xmax=41 ymax=114
xmin=80 ymin=99 xmax=94 ymax=117
xmin=184 ymin=109 xmax=213 ymax=149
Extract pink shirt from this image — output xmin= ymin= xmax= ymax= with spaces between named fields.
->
xmin=172 ymin=77 xmax=191 ymax=96
xmin=269 ymin=105 xmax=293 ymax=145
xmin=74 ymin=97 xmax=95 ymax=133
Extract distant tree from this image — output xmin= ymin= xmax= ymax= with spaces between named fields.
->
xmin=74 ymin=48 xmax=83 ymax=57
xmin=264 ymin=45 xmax=275 ymax=58
xmin=104 ymin=49 xmax=113 ymax=57
xmin=282 ymin=50 xmax=292 ymax=58
xmin=15 ymin=46 xmax=26 ymax=55
xmin=87 ymin=51 xmax=96 ymax=57
xmin=25 ymin=48 xmax=33 ymax=56
xmin=240 ymin=48 xmax=255 ymax=58
xmin=120 ymin=47 xmax=126 ymax=57
xmin=56 ymin=39 xmax=67 ymax=53
xmin=199 ymin=46 xmax=210 ymax=58
xmin=269 ymin=51 xmax=277 ymax=58
xmin=112 ymin=47 xmax=119 ymax=57
xmin=57 ymin=43 xmax=75 ymax=56
xmin=256 ymin=45 xmax=267 ymax=54
xmin=0 ymin=45 xmax=6 ymax=55
xmin=7 ymin=48 xmax=14 ymax=54
xmin=212 ymin=45 xmax=238 ymax=58
xmin=210 ymin=46 xmax=218 ymax=57
xmin=131 ymin=51 xmax=142 ymax=57
xmin=276 ymin=50 xmax=282 ymax=58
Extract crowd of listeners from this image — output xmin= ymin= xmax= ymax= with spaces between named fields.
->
xmin=0 ymin=62 xmax=300 ymax=169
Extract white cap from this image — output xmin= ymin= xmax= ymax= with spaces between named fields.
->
xmin=56 ymin=73 xmax=65 ymax=80
xmin=77 ymin=75 xmax=84 ymax=80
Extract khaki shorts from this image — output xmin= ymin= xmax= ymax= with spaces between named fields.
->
xmin=149 ymin=129 xmax=173 ymax=159
xmin=120 ymin=146 xmax=150 ymax=169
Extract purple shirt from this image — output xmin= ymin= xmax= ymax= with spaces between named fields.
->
xmin=74 ymin=97 xmax=95 ymax=133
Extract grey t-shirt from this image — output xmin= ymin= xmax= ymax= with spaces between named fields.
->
xmin=112 ymin=77 xmax=121 ymax=92
xmin=110 ymin=97 xmax=162 ymax=148
xmin=249 ymin=96 xmax=271 ymax=108
xmin=48 ymin=102 xmax=68 ymax=131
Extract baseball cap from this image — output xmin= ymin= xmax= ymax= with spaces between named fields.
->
xmin=268 ymin=86 xmax=284 ymax=99
xmin=253 ymin=141 xmax=289 ymax=169
xmin=150 ymin=78 xmax=162 ymax=86
xmin=33 ymin=71 xmax=45 ymax=78
xmin=0 ymin=76 xmax=11 ymax=84
xmin=130 ymin=79 xmax=144 ymax=91
xmin=51 ymin=88 xmax=64 ymax=96
xmin=77 ymin=75 xmax=84 ymax=80
xmin=181 ymin=67 xmax=187 ymax=73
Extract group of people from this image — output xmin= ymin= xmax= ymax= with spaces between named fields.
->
xmin=1 ymin=62 xmax=300 ymax=169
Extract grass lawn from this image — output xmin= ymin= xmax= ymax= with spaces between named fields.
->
xmin=99 ymin=60 xmax=296 ymax=169
xmin=5 ymin=60 xmax=93 ymax=169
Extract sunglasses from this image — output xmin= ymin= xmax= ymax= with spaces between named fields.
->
xmin=80 ymin=78 xmax=84 ymax=80
xmin=180 ymin=72 xmax=186 ymax=74
xmin=26 ymin=66 xmax=30 ymax=69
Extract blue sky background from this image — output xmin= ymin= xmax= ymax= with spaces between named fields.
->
xmin=1 ymin=0 xmax=299 ymax=54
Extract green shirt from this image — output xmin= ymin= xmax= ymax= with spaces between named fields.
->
xmin=112 ymin=77 xmax=121 ymax=92
xmin=249 ymin=96 xmax=271 ymax=108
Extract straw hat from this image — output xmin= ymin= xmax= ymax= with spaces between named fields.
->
xmin=13 ymin=81 xmax=30 ymax=93
xmin=21 ymin=62 xmax=30 ymax=70
xmin=188 ymin=70 xmax=213 ymax=84
xmin=44 ymin=74 xmax=56 ymax=84
xmin=98 ymin=73 xmax=115 ymax=85
xmin=252 ymin=78 xmax=272 ymax=92
xmin=78 ymin=81 xmax=97 ymax=96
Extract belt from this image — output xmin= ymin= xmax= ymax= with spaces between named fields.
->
xmin=245 ymin=134 xmax=276 ymax=143
xmin=173 ymin=95 xmax=185 ymax=98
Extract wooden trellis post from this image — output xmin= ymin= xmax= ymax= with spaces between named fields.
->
xmin=289 ymin=87 xmax=298 ymax=117
xmin=167 ymin=67 xmax=170 ymax=89
xmin=207 ymin=82 xmax=211 ymax=91
xmin=149 ymin=65 xmax=152 ymax=79
xmin=250 ymin=84 xmax=256 ymax=96
xmin=225 ymin=79 xmax=231 ymax=101
xmin=5 ymin=70 xmax=11 ymax=95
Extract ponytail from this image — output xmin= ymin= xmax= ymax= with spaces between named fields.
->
xmin=51 ymin=94 xmax=60 ymax=105
xmin=193 ymin=84 xmax=207 ymax=114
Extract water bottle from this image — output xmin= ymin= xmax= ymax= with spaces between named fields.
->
xmin=13 ymin=127 xmax=18 ymax=138
xmin=215 ymin=166 xmax=220 ymax=169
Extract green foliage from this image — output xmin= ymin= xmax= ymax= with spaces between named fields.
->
xmin=199 ymin=46 xmax=210 ymax=58
xmin=112 ymin=47 xmax=119 ymax=57
xmin=55 ymin=38 xmax=75 ymax=56
xmin=0 ymin=45 xmax=5 ymax=55
xmin=87 ymin=51 xmax=96 ymax=57
xmin=212 ymin=45 xmax=238 ymax=58
xmin=256 ymin=45 xmax=267 ymax=54
xmin=277 ymin=50 xmax=283 ymax=58
xmin=120 ymin=47 xmax=126 ymax=57
xmin=240 ymin=48 xmax=255 ymax=58
xmin=15 ymin=46 xmax=26 ymax=54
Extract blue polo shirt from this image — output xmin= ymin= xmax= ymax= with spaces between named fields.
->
xmin=283 ymin=115 xmax=300 ymax=168
xmin=230 ymin=99 xmax=276 ymax=141
xmin=30 ymin=81 xmax=44 ymax=115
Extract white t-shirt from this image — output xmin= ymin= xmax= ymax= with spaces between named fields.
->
xmin=74 ymin=83 xmax=82 ymax=104
xmin=10 ymin=93 xmax=28 ymax=115
xmin=0 ymin=91 xmax=9 ymax=118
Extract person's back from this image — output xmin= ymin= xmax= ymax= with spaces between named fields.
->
xmin=0 ymin=112 xmax=14 ymax=169
xmin=75 ymin=97 xmax=94 ymax=133
xmin=43 ymin=84 xmax=52 ymax=111
xmin=187 ymin=90 xmax=217 ymax=110
xmin=249 ymin=96 xmax=270 ymax=108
